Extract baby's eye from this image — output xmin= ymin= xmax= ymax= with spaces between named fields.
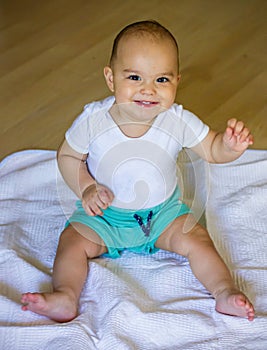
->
xmin=157 ymin=77 xmax=169 ymax=83
xmin=128 ymin=75 xmax=141 ymax=81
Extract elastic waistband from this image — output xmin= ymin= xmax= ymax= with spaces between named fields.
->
xmin=106 ymin=186 xmax=180 ymax=216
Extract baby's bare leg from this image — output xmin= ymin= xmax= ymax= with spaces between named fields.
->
xmin=21 ymin=224 xmax=107 ymax=322
xmin=155 ymin=214 xmax=255 ymax=321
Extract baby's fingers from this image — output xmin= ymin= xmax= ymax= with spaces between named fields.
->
xmin=227 ymin=119 xmax=245 ymax=135
xmin=238 ymin=127 xmax=252 ymax=143
xmin=227 ymin=119 xmax=254 ymax=144
xmin=227 ymin=118 xmax=238 ymax=130
xmin=82 ymin=199 xmax=103 ymax=216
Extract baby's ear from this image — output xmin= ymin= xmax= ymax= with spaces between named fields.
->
xmin=104 ymin=66 xmax=114 ymax=92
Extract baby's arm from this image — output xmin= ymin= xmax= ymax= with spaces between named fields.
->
xmin=57 ymin=140 xmax=114 ymax=215
xmin=191 ymin=119 xmax=254 ymax=163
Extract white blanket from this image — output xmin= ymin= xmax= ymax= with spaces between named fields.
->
xmin=0 ymin=149 xmax=266 ymax=349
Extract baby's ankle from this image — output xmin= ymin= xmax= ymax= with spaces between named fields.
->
xmin=53 ymin=288 xmax=78 ymax=303
xmin=213 ymin=284 xmax=239 ymax=300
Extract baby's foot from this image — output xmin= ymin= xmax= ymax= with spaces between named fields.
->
xmin=21 ymin=292 xmax=78 ymax=322
xmin=215 ymin=289 xmax=255 ymax=321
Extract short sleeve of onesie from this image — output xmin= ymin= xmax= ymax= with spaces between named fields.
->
xmin=65 ymin=96 xmax=115 ymax=154
xmin=167 ymin=104 xmax=209 ymax=148
xmin=181 ymin=109 xmax=209 ymax=148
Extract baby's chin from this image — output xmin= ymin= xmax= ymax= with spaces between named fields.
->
xmin=112 ymin=101 xmax=165 ymax=122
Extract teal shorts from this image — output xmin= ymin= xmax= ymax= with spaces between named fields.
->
xmin=66 ymin=187 xmax=191 ymax=258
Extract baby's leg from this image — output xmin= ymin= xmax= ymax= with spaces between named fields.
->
xmin=155 ymin=214 xmax=255 ymax=321
xmin=21 ymin=224 xmax=107 ymax=322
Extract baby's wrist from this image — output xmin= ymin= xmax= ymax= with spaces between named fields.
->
xmin=81 ymin=183 xmax=97 ymax=198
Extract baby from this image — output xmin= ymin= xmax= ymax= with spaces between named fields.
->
xmin=21 ymin=20 xmax=255 ymax=322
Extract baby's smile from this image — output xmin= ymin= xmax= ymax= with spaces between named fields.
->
xmin=134 ymin=100 xmax=160 ymax=108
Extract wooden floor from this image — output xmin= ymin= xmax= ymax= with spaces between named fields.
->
xmin=0 ymin=0 xmax=266 ymax=160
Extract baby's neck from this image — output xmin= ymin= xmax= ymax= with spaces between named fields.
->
xmin=116 ymin=121 xmax=152 ymax=138
xmin=109 ymin=104 xmax=156 ymax=138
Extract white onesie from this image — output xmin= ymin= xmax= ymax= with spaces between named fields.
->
xmin=65 ymin=96 xmax=209 ymax=209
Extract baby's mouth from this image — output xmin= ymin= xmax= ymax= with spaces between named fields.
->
xmin=134 ymin=100 xmax=159 ymax=108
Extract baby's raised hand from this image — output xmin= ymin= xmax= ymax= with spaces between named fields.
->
xmin=82 ymin=184 xmax=114 ymax=216
xmin=223 ymin=118 xmax=254 ymax=153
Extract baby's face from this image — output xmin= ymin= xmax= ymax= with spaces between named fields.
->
xmin=104 ymin=35 xmax=180 ymax=122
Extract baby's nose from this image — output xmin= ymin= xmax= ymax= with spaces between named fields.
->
xmin=140 ymin=81 xmax=156 ymax=94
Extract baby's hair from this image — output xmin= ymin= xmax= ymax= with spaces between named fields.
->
xmin=109 ymin=20 xmax=179 ymax=69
